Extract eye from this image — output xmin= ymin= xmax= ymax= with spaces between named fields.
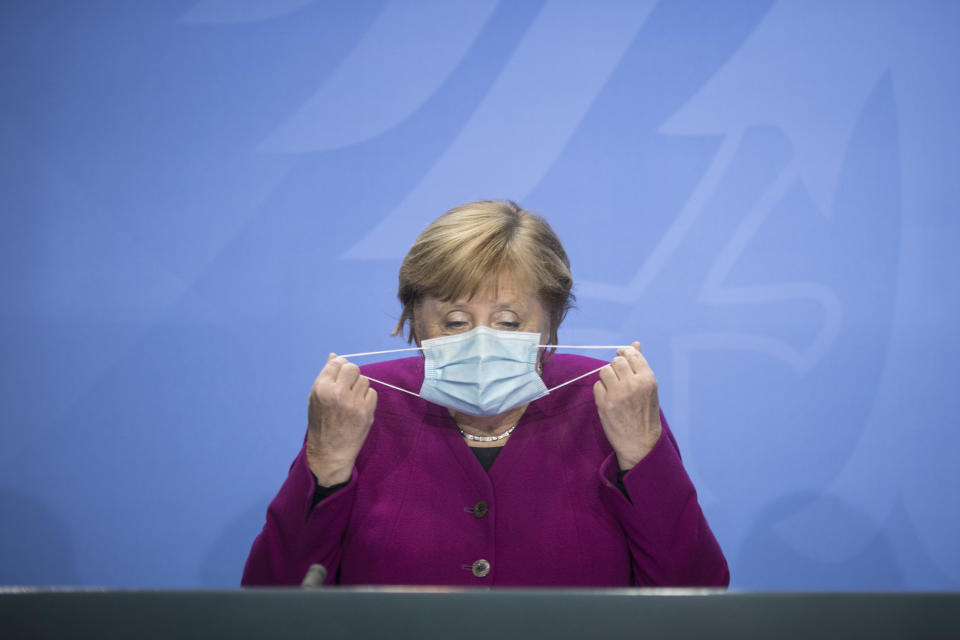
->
xmin=491 ymin=310 xmax=521 ymax=329
xmin=442 ymin=309 xmax=472 ymax=332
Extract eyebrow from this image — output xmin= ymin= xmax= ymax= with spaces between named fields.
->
xmin=446 ymin=301 xmax=526 ymax=312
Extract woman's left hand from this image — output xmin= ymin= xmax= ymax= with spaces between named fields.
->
xmin=593 ymin=341 xmax=663 ymax=470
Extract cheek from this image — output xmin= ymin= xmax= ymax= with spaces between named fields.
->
xmin=411 ymin=310 xmax=427 ymax=344
xmin=414 ymin=317 xmax=442 ymax=342
xmin=539 ymin=313 xmax=551 ymax=342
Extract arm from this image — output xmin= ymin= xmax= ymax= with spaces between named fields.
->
xmin=598 ymin=415 xmax=729 ymax=587
xmin=241 ymin=446 xmax=358 ymax=586
xmin=594 ymin=343 xmax=728 ymax=587
xmin=243 ymin=353 xmax=376 ymax=586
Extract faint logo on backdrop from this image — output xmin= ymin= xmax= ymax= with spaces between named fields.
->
xmin=184 ymin=1 xmax=942 ymax=586
xmin=638 ymin=2 xmax=908 ymax=585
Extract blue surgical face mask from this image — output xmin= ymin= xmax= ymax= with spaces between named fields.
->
xmin=418 ymin=326 xmax=548 ymax=416
xmin=339 ymin=333 xmax=620 ymax=416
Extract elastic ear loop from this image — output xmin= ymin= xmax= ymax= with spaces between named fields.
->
xmin=336 ymin=345 xmax=628 ymax=398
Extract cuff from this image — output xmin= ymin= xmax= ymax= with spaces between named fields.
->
xmin=312 ymin=474 xmax=352 ymax=507
xmin=287 ymin=447 xmax=359 ymax=523
xmin=598 ymin=427 xmax=693 ymax=510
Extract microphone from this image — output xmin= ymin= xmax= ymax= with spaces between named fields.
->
xmin=301 ymin=563 xmax=328 ymax=588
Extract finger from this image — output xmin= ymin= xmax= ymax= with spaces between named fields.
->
xmin=593 ymin=379 xmax=606 ymax=401
xmin=336 ymin=361 xmax=361 ymax=388
xmin=364 ymin=386 xmax=378 ymax=411
xmin=619 ymin=347 xmax=647 ymax=374
xmin=318 ymin=353 xmax=345 ymax=381
xmin=610 ymin=355 xmax=633 ymax=380
xmin=597 ymin=364 xmax=617 ymax=390
xmin=354 ymin=374 xmax=370 ymax=396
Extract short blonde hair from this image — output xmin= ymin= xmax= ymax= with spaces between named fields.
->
xmin=393 ymin=200 xmax=574 ymax=345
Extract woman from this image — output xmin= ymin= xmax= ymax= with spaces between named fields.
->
xmin=242 ymin=201 xmax=728 ymax=587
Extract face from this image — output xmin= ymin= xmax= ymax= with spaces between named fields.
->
xmin=414 ymin=274 xmax=550 ymax=346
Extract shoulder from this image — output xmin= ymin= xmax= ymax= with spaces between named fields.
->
xmin=541 ymin=353 xmax=608 ymax=384
xmin=358 ymin=356 xmax=429 ymax=418
xmin=359 ymin=356 xmax=423 ymax=385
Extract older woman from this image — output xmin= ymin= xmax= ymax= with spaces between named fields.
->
xmin=242 ymin=201 xmax=728 ymax=587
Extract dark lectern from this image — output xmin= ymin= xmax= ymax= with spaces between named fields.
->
xmin=2 ymin=588 xmax=957 ymax=639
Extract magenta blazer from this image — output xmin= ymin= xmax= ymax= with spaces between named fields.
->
xmin=242 ymin=354 xmax=729 ymax=587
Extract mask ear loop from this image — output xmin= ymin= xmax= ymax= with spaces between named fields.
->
xmin=339 ymin=347 xmax=423 ymax=358
xmin=364 ymin=376 xmax=422 ymax=398
xmin=536 ymin=344 xmax=629 ymax=393
xmin=337 ymin=346 xmax=425 ymax=398
xmin=542 ymin=364 xmax=608 ymax=392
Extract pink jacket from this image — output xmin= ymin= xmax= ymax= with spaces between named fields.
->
xmin=242 ymin=354 xmax=729 ymax=587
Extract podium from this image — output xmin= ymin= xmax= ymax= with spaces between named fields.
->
xmin=3 ymin=588 xmax=957 ymax=639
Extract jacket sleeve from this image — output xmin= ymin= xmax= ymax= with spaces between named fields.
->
xmin=241 ymin=444 xmax=357 ymax=586
xmin=598 ymin=413 xmax=730 ymax=587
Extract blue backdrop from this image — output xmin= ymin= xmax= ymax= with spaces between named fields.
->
xmin=2 ymin=0 xmax=958 ymax=590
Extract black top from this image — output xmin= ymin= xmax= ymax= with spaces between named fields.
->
xmin=469 ymin=444 xmax=504 ymax=471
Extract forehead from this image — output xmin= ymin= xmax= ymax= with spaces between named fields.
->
xmin=432 ymin=273 xmax=539 ymax=309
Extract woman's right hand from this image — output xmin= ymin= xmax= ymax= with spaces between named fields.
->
xmin=305 ymin=353 xmax=378 ymax=486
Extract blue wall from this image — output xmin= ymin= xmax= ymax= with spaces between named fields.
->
xmin=2 ymin=0 xmax=958 ymax=590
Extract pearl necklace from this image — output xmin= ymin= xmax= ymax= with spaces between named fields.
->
xmin=457 ymin=422 xmax=518 ymax=442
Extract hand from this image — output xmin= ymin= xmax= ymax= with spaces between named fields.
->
xmin=593 ymin=342 xmax=662 ymax=470
xmin=305 ymin=354 xmax=378 ymax=486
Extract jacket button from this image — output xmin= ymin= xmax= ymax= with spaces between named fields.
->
xmin=471 ymin=559 xmax=491 ymax=578
xmin=473 ymin=500 xmax=489 ymax=519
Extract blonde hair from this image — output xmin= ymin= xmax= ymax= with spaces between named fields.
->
xmin=393 ymin=200 xmax=575 ymax=345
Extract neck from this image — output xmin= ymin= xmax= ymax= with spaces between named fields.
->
xmin=450 ymin=405 xmax=527 ymax=447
